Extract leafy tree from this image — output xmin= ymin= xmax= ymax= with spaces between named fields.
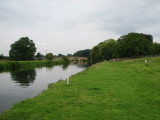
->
xmin=9 ymin=37 xmax=36 ymax=60
xmin=153 ymin=42 xmax=160 ymax=54
xmin=89 ymin=43 xmax=103 ymax=64
xmin=36 ymin=52 xmax=43 ymax=59
xmin=0 ymin=54 xmax=4 ymax=59
xmin=100 ymin=39 xmax=117 ymax=60
xmin=73 ymin=49 xmax=91 ymax=57
xmin=58 ymin=54 xmax=64 ymax=57
xmin=46 ymin=53 xmax=54 ymax=60
xmin=88 ymin=32 xmax=157 ymax=65
xmin=67 ymin=54 xmax=72 ymax=57
xmin=62 ymin=56 xmax=70 ymax=63
xmin=117 ymin=33 xmax=154 ymax=57
xmin=142 ymin=33 xmax=153 ymax=43
xmin=89 ymin=39 xmax=117 ymax=64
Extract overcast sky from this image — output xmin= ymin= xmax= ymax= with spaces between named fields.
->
xmin=0 ymin=0 xmax=160 ymax=56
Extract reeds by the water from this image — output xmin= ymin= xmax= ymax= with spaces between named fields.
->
xmin=0 ymin=60 xmax=64 ymax=72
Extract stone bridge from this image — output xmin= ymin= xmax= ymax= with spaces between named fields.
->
xmin=68 ymin=57 xmax=87 ymax=62
xmin=54 ymin=57 xmax=87 ymax=62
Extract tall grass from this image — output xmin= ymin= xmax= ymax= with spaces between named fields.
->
xmin=0 ymin=60 xmax=64 ymax=72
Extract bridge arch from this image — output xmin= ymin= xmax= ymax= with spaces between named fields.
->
xmin=68 ymin=57 xmax=87 ymax=63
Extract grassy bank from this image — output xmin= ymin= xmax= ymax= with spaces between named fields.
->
xmin=0 ymin=60 xmax=64 ymax=72
xmin=0 ymin=57 xmax=160 ymax=120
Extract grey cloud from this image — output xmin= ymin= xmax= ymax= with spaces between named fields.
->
xmin=0 ymin=0 xmax=159 ymax=33
xmin=0 ymin=0 xmax=160 ymax=55
xmin=0 ymin=0 xmax=52 ymax=27
xmin=83 ymin=0 xmax=160 ymax=36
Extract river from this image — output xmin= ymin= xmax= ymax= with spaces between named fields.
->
xmin=0 ymin=64 xmax=86 ymax=113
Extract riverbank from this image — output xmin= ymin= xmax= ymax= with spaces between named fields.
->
xmin=0 ymin=60 xmax=64 ymax=72
xmin=0 ymin=57 xmax=160 ymax=120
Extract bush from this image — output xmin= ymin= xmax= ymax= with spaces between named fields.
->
xmin=46 ymin=53 xmax=54 ymax=60
xmin=62 ymin=56 xmax=70 ymax=64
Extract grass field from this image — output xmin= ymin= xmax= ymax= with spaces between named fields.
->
xmin=0 ymin=57 xmax=160 ymax=120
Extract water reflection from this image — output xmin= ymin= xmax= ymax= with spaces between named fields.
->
xmin=72 ymin=62 xmax=88 ymax=67
xmin=0 ymin=64 xmax=86 ymax=113
xmin=45 ymin=65 xmax=55 ymax=70
xmin=62 ymin=63 xmax=69 ymax=70
xmin=10 ymin=69 xmax=36 ymax=87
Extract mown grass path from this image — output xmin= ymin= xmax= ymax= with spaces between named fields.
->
xmin=0 ymin=57 xmax=160 ymax=120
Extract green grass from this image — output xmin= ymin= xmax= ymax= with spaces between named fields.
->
xmin=0 ymin=57 xmax=160 ymax=120
xmin=0 ymin=60 xmax=64 ymax=72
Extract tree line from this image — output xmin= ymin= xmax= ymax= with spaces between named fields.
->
xmin=4 ymin=37 xmax=85 ymax=62
xmin=88 ymin=32 xmax=160 ymax=65
xmin=5 ymin=37 xmax=55 ymax=61
xmin=73 ymin=49 xmax=91 ymax=57
xmin=2 ymin=32 xmax=160 ymax=63
xmin=0 ymin=36 xmax=91 ymax=61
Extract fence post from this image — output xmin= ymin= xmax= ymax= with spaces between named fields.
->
xmin=145 ymin=59 xmax=148 ymax=65
xmin=67 ymin=77 xmax=69 ymax=85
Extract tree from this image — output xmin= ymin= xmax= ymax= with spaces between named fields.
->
xmin=67 ymin=54 xmax=72 ymax=57
xmin=117 ymin=33 xmax=154 ymax=57
xmin=88 ymin=32 xmax=157 ymax=65
xmin=100 ymin=39 xmax=117 ymax=60
xmin=153 ymin=42 xmax=160 ymax=54
xmin=58 ymin=54 xmax=64 ymax=57
xmin=62 ymin=56 xmax=70 ymax=63
xmin=0 ymin=54 xmax=3 ymax=59
xmin=142 ymin=33 xmax=153 ymax=43
xmin=73 ymin=49 xmax=91 ymax=57
xmin=9 ymin=37 xmax=36 ymax=60
xmin=89 ymin=42 xmax=104 ymax=64
xmin=89 ymin=39 xmax=117 ymax=64
xmin=46 ymin=53 xmax=54 ymax=60
xmin=36 ymin=52 xmax=43 ymax=59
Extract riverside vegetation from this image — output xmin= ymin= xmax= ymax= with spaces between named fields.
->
xmin=88 ymin=32 xmax=160 ymax=65
xmin=0 ymin=60 xmax=64 ymax=72
xmin=0 ymin=56 xmax=160 ymax=120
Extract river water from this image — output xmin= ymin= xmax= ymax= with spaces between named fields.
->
xmin=0 ymin=64 xmax=86 ymax=113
